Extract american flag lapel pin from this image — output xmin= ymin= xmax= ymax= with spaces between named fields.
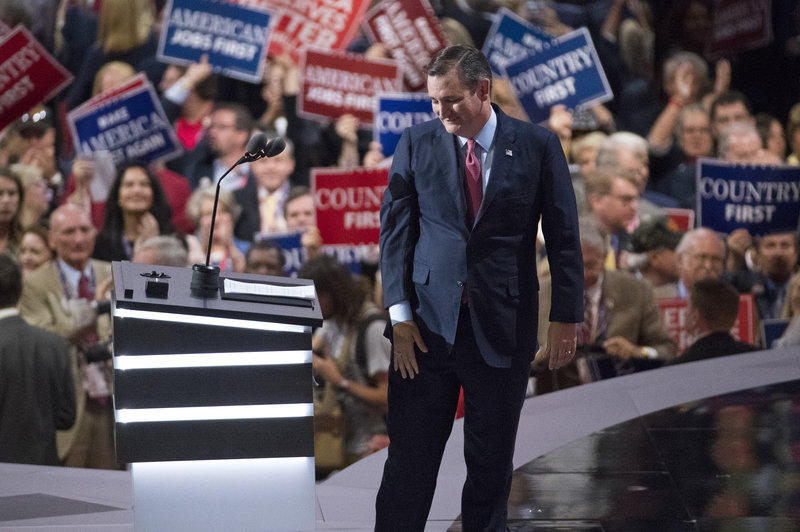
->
xmin=505 ymin=149 xmax=513 ymax=156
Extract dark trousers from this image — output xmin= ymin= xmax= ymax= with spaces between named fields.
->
xmin=375 ymin=306 xmax=530 ymax=531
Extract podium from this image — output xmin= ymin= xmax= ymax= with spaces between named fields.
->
xmin=110 ymin=261 xmax=322 ymax=531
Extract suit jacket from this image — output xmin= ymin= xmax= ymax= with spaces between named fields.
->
xmin=380 ymin=105 xmax=583 ymax=368
xmin=538 ymin=269 xmax=676 ymax=359
xmin=18 ymin=259 xmax=112 ymax=461
xmin=672 ymin=332 xmax=756 ymax=364
xmin=0 ymin=315 xmax=75 ymax=465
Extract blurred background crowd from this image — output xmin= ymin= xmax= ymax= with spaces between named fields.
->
xmin=1 ymin=0 xmax=800 ymax=478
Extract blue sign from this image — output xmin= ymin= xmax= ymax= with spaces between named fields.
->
xmin=482 ymin=7 xmax=553 ymax=77
xmin=322 ymin=245 xmax=370 ymax=274
xmin=761 ymin=318 xmax=790 ymax=349
xmin=69 ymin=85 xmax=181 ymax=165
xmin=256 ymin=230 xmax=305 ymax=277
xmin=502 ymin=27 xmax=612 ymax=124
xmin=697 ymin=160 xmax=800 ymax=235
xmin=157 ymin=0 xmax=273 ymax=83
xmin=374 ymin=93 xmax=435 ymax=157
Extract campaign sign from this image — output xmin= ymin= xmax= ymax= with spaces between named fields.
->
xmin=696 ymin=159 xmax=800 ymax=236
xmin=158 ymin=0 xmax=272 ymax=83
xmin=322 ymin=245 xmax=369 ymax=274
xmin=68 ymin=83 xmax=182 ymax=165
xmin=706 ymin=0 xmax=772 ymax=58
xmin=482 ymin=7 xmax=553 ymax=77
xmin=502 ymin=27 xmax=612 ymax=124
xmin=664 ymin=207 xmax=695 ymax=233
xmin=0 ymin=26 xmax=73 ymax=133
xmin=311 ymin=166 xmax=388 ymax=246
xmin=0 ymin=21 xmax=9 ymax=36
xmin=242 ymin=0 xmax=371 ymax=64
xmin=363 ymin=0 xmax=448 ymax=91
xmin=761 ymin=318 xmax=790 ymax=349
xmin=299 ymin=49 xmax=402 ymax=127
xmin=658 ymin=294 xmax=756 ymax=354
xmin=255 ymin=230 xmax=305 ymax=276
xmin=374 ymin=92 xmax=435 ymax=157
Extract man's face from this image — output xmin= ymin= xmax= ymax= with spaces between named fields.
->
xmin=49 ymin=208 xmax=96 ymax=270
xmin=246 ymin=247 xmax=285 ymax=276
xmin=591 ymin=177 xmax=639 ymax=233
xmin=582 ymin=243 xmax=605 ymax=289
xmin=723 ymin=131 xmax=761 ymax=163
xmin=285 ymin=194 xmax=316 ymax=230
xmin=756 ymin=233 xmax=797 ymax=284
xmin=427 ymin=70 xmax=490 ymax=138
xmin=679 ymin=110 xmax=713 ymax=158
xmin=678 ymin=234 xmax=725 ymax=290
xmin=207 ymin=109 xmax=247 ymax=157
xmin=712 ymin=102 xmax=752 ymax=137
xmin=252 ymin=151 xmax=295 ymax=193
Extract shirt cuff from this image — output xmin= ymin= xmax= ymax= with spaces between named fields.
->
xmin=388 ymin=302 xmax=412 ymax=325
xmin=164 ymin=82 xmax=190 ymax=105
xmin=641 ymin=347 xmax=659 ymax=359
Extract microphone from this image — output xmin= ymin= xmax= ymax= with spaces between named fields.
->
xmin=190 ymin=132 xmax=267 ymax=297
xmin=262 ymin=137 xmax=287 ymax=158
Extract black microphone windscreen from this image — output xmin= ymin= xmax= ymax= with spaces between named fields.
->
xmin=246 ymin=132 xmax=268 ymax=154
xmin=265 ymin=137 xmax=287 ymax=157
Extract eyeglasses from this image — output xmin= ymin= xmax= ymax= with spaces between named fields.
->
xmin=608 ymin=194 xmax=638 ymax=204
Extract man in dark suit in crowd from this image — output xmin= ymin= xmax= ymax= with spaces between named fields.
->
xmin=672 ymin=278 xmax=756 ymax=364
xmin=0 ymin=255 xmax=75 ymax=465
xmin=377 ymin=45 xmax=583 ymax=531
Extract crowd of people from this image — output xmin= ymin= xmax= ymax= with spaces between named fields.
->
xmin=1 ymin=0 xmax=799 ymax=477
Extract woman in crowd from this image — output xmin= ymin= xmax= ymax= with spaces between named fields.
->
xmin=0 ymin=166 xmax=23 ymax=256
xmin=185 ymin=184 xmax=245 ymax=272
xmin=93 ymin=162 xmax=174 ymax=262
xmin=12 ymin=164 xmax=52 ymax=230
xmin=299 ymin=254 xmax=390 ymax=469
xmin=18 ymin=226 xmax=53 ymax=277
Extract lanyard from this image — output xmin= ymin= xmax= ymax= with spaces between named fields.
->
xmin=55 ymin=261 xmax=95 ymax=300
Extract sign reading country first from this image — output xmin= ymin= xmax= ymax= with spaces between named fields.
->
xmin=158 ymin=0 xmax=273 ymax=83
xmin=503 ymin=27 xmax=612 ymax=124
xmin=68 ymin=80 xmax=181 ymax=165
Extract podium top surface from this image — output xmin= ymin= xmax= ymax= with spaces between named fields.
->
xmin=112 ymin=261 xmax=323 ymax=327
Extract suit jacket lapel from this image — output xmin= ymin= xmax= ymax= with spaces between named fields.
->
xmin=474 ymin=109 xmax=516 ymax=227
xmin=434 ymin=124 xmax=468 ymax=228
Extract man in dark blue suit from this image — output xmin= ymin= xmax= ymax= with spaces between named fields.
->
xmin=376 ymin=46 xmax=583 ymax=531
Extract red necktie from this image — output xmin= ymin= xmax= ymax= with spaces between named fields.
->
xmin=78 ymin=272 xmax=99 ymax=347
xmin=465 ymin=139 xmax=483 ymax=224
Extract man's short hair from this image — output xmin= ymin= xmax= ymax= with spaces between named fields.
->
xmin=579 ymin=219 xmax=608 ymax=253
xmin=136 ymin=236 xmax=189 ymax=267
xmin=710 ymin=90 xmax=752 ymax=122
xmin=426 ymin=45 xmax=492 ymax=93
xmin=246 ymin=240 xmax=287 ymax=268
xmin=596 ymin=132 xmax=649 ymax=168
xmin=675 ymin=104 xmax=709 ymax=136
xmin=675 ymin=227 xmax=725 ymax=259
xmin=717 ymin=121 xmax=760 ymax=158
xmin=631 ymin=217 xmax=683 ymax=253
xmin=0 ymin=254 xmax=22 ymax=308
xmin=283 ymin=185 xmax=311 ymax=218
xmin=754 ymin=232 xmax=799 ymax=252
xmin=691 ymin=278 xmax=740 ymax=331
xmin=583 ymin=166 xmax=639 ymax=197
xmin=214 ymin=102 xmax=254 ymax=133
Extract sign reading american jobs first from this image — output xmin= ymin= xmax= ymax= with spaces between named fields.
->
xmin=68 ymin=80 xmax=182 ymax=166
xmin=502 ymin=27 xmax=612 ymax=124
xmin=0 ymin=26 xmax=73 ymax=133
xmin=158 ymin=0 xmax=273 ymax=83
xmin=299 ymin=49 xmax=402 ymax=128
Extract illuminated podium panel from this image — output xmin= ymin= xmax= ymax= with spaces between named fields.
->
xmin=111 ymin=261 xmax=322 ymax=531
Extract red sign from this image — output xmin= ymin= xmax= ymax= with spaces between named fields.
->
xmin=0 ymin=25 xmax=73 ymax=133
xmin=664 ymin=208 xmax=695 ymax=233
xmin=705 ymin=0 xmax=772 ymax=58
xmin=311 ymin=166 xmax=388 ymax=246
xmin=657 ymin=294 xmax=757 ymax=354
xmin=239 ymin=0 xmax=371 ymax=64
xmin=299 ymin=48 xmax=401 ymax=127
xmin=0 ymin=21 xmax=9 ymax=36
xmin=363 ymin=0 xmax=448 ymax=91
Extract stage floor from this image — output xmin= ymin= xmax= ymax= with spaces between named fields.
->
xmin=2 ymin=348 xmax=799 ymax=531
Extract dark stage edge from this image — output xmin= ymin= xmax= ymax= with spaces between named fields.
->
xmin=447 ymin=379 xmax=800 ymax=532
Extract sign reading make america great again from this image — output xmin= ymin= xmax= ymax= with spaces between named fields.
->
xmin=158 ymin=0 xmax=273 ymax=83
xmin=68 ymin=82 xmax=182 ymax=165
xmin=502 ymin=27 xmax=612 ymax=124
xmin=696 ymin=159 xmax=800 ymax=236
xmin=299 ymin=49 xmax=401 ymax=127
xmin=0 ymin=26 xmax=73 ymax=133
xmin=362 ymin=0 xmax=448 ymax=91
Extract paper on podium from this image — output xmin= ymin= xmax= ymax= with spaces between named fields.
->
xmin=223 ymin=278 xmax=316 ymax=300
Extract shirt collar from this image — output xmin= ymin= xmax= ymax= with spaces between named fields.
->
xmin=0 ymin=307 xmax=19 ymax=320
xmin=457 ymin=107 xmax=497 ymax=152
xmin=57 ymin=258 xmax=92 ymax=293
